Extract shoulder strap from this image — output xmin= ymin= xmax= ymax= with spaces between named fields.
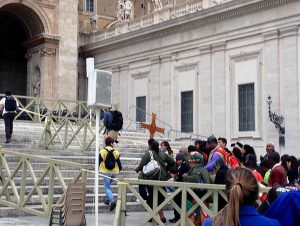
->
xmin=104 ymin=148 xmax=114 ymax=153
xmin=152 ymin=151 xmax=166 ymax=170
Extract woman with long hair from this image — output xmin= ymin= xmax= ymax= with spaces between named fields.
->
xmin=203 ymin=167 xmax=280 ymax=226
xmin=160 ymin=140 xmax=173 ymax=156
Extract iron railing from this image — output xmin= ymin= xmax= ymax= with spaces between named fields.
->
xmin=0 ymin=149 xmax=87 ymax=217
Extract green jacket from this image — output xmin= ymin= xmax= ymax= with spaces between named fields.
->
xmin=183 ymin=165 xmax=211 ymax=184
xmin=136 ymin=150 xmax=176 ymax=181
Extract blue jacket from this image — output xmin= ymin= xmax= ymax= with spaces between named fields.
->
xmin=264 ymin=191 xmax=300 ymax=226
xmin=203 ymin=205 xmax=281 ymax=226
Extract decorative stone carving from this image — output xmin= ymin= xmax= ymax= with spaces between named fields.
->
xmin=90 ymin=13 xmax=99 ymax=33
xmin=124 ymin=0 xmax=133 ymax=20
xmin=152 ymin=0 xmax=163 ymax=11
xmin=32 ymin=66 xmax=41 ymax=96
xmin=116 ymin=0 xmax=125 ymax=21
xmin=40 ymin=47 xmax=56 ymax=56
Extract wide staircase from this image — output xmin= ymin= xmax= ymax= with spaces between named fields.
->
xmin=0 ymin=120 xmax=185 ymax=218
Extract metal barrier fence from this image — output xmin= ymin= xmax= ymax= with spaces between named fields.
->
xmin=37 ymin=112 xmax=103 ymax=152
xmin=114 ymin=178 xmax=271 ymax=226
xmin=0 ymin=94 xmax=90 ymax=123
xmin=0 ymin=149 xmax=87 ymax=217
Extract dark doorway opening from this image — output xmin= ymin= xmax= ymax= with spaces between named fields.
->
xmin=0 ymin=11 xmax=27 ymax=95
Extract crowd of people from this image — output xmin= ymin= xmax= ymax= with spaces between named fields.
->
xmin=99 ymin=133 xmax=300 ymax=225
xmin=133 ymin=135 xmax=300 ymax=225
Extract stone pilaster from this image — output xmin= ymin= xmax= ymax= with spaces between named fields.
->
xmin=119 ymin=64 xmax=129 ymax=114
xmin=150 ymin=57 xmax=161 ymax=116
xmin=40 ymin=46 xmax=57 ymax=99
xmin=212 ymin=42 xmax=226 ymax=137
xmin=199 ymin=45 xmax=212 ymax=136
xmin=112 ymin=66 xmax=121 ymax=108
xmin=263 ymin=30 xmax=280 ymax=150
xmin=57 ymin=0 xmax=78 ymax=100
xmin=160 ymin=54 xmax=172 ymax=124
xmin=279 ymin=26 xmax=299 ymax=156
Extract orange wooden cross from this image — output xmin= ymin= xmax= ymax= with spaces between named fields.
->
xmin=140 ymin=112 xmax=165 ymax=139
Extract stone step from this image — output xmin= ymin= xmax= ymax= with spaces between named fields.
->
xmin=0 ymin=201 xmax=150 ymax=218
xmin=4 ymin=192 xmax=137 ymax=206
xmin=11 ymin=184 xmax=135 ymax=195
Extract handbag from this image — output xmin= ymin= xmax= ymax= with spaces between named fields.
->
xmin=142 ymin=151 xmax=161 ymax=179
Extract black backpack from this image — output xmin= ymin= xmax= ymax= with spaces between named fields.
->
xmin=104 ymin=148 xmax=116 ymax=170
xmin=5 ymin=96 xmax=17 ymax=111
xmin=111 ymin=110 xmax=123 ymax=131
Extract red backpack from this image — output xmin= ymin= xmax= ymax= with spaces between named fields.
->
xmin=215 ymin=148 xmax=240 ymax=168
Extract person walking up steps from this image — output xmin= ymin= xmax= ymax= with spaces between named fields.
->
xmin=99 ymin=137 xmax=122 ymax=211
xmin=0 ymin=91 xmax=19 ymax=143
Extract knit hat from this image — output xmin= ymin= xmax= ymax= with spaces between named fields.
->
xmin=189 ymin=151 xmax=203 ymax=163
xmin=176 ymin=153 xmax=186 ymax=161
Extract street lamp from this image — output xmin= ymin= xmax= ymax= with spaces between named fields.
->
xmin=267 ymin=95 xmax=285 ymax=145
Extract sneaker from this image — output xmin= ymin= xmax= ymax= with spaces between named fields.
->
xmin=109 ymin=202 xmax=116 ymax=211
xmin=104 ymin=200 xmax=109 ymax=205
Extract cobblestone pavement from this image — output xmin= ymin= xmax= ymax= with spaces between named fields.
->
xmin=0 ymin=211 xmax=174 ymax=226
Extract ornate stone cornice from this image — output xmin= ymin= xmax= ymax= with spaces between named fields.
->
xmin=23 ymin=33 xmax=60 ymax=49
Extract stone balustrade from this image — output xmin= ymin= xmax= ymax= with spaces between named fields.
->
xmin=97 ymin=0 xmax=233 ymax=41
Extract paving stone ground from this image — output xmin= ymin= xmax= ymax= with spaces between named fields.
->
xmin=0 ymin=211 xmax=174 ymax=226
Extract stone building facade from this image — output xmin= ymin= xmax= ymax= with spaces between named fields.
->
xmin=81 ymin=0 xmax=300 ymax=157
xmin=0 ymin=0 xmax=78 ymax=100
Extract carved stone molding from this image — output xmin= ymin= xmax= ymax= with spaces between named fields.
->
xmin=263 ymin=29 xmax=280 ymax=41
xmin=280 ymin=25 xmax=299 ymax=39
xmin=160 ymin=54 xmax=172 ymax=63
xmin=112 ymin=66 xmax=121 ymax=73
xmin=199 ymin=45 xmax=211 ymax=55
xmin=40 ymin=47 xmax=56 ymax=56
xmin=151 ymin=56 xmax=160 ymax=65
xmin=212 ymin=42 xmax=227 ymax=53
xmin=120 ymin=64 xmax=129 ymax=71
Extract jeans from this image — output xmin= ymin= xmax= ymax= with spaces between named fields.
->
xmin=102 ymin=173 xmax=116 ymax=204
xmin=3 ymin=113 xmax=15 ymax=140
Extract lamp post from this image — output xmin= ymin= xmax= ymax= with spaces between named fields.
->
xmin=267 ymin=95 xmax=285 ymax=146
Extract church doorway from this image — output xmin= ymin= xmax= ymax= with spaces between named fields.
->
xmin=0 ymin=3 xmax=45 ymax=96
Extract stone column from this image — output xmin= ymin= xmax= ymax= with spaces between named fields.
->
xmin=119 ymin=64 xmax=129 ymax=114
xmin=112 ymin=66 xmax=121 ymax=108
xmin=211 ymin=42 xmax=226 ymax=137
xmin=199 ymin=45 xmax=212 ymax=136
xmin=160 ymin=54 xmax=172 ymax=125
xmin=149 ymin=57 xmax=161 ymax=116
xmin=279 ymin=26 xmax=299 ymax=156
xmin=40 ymin=47 xmax=57 ymax=99
xmin=263 ymin=30 xmax=281 ymax=151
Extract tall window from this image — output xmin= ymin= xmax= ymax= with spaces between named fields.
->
xmin=86 ymin=0 xmax=94 ymax=12
xmin=136 ymin=96 xmax=146 ymax=122
xmin=181 ymin=91 xmax=193 ymax=132
xmin=238 ymin=83 xmax=255 ymax=131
